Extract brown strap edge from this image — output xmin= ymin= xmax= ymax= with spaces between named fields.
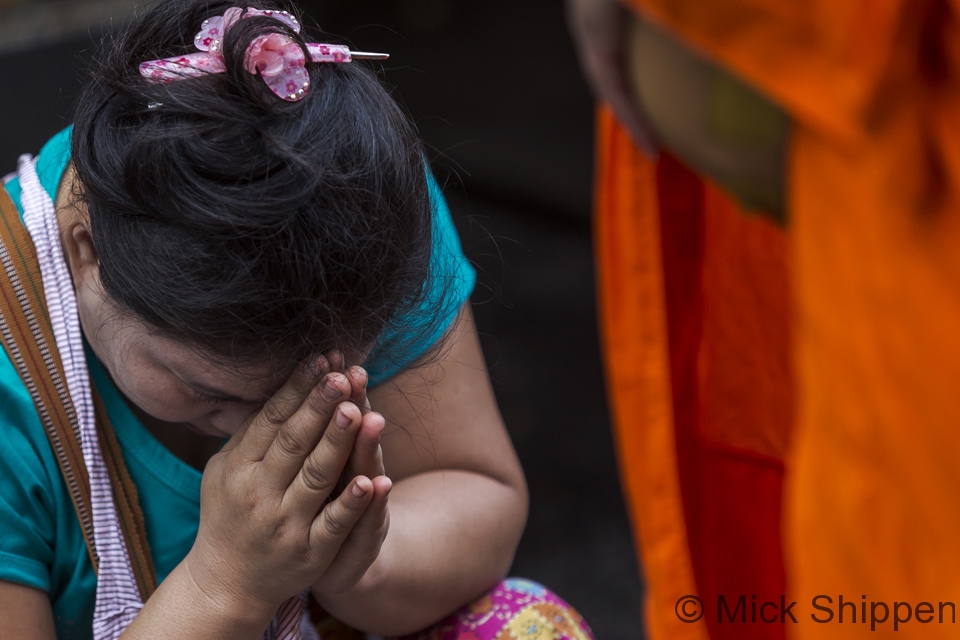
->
xmin=0 ymin=186 xmax=98 ymax=571
xmin=0 ymin=185 xmax=157 ymax=599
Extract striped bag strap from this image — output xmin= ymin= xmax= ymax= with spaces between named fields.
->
xmin=0 ymin=185 xmax=157 ymax=601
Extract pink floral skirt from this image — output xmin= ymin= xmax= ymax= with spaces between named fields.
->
xmin=396 ymin=578 xmax=594 ymax=640
xmin=313 ymin=579 xmax=593 ymax=640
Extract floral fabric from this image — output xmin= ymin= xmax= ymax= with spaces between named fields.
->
xmin=397 ymin=579 xmax=594 ymax=640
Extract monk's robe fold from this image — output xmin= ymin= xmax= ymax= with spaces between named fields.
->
xmin=600 ymin=1 xmax=960 ymax=639
xmin=597 ymin=112 xmax=793 ymax=640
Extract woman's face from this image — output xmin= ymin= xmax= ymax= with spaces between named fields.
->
xmin=58 ymin=184 xmax=284 ymax=437
xmin=81 ymin=303 xmax=283 ymax=437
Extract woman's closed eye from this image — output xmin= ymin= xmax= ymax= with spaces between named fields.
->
xmin=186 ymin=385 xmax=261 ymax=407
xmin=189 ymin=388 xmax=232 ymax=406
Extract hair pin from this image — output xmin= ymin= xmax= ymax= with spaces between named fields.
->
xmin=348 ymin=52 xmax=390 ymax=60
xmin=139 ymin=7 xmax=389 ymax=101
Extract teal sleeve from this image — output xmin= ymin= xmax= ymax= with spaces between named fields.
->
xmin=3 ymin=175 xmax=22 ymax=212
xmin=0 ymin=364 xmax=57 ymax=593
xmin=34 ymin=126 xmax=73 ymax=202
xmin=364 ymin=171 xmax=476 ymax=386
xmin=3 ymin=125 xmax=73 ymax=217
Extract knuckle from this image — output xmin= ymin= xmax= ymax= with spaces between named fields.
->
xmin=306 ymin=388 xmax=331 ymax=417
xmin=205 ymin=454 xmax=226 ymax=476
xmin=268 ymin=512 xmax=294 ymax=543
xmin=320 ymin=507 xmax=352 ymax=539
xmin=321 ymin=422 xmax=349 ymax=448
xmin=311 ymin=379 xmax=344 ymax=411
xmin=300 ymin=457 xmax=335 ymax=495
xmin=240 ymin=492 xmax=262 ymax=518
xmin=260 ymin=400 xmax=288 ymax=426
xmin=273 ymin=426 xmax=308 ymax=459
xmin=221 ymin=455 xmax=246 ymax=477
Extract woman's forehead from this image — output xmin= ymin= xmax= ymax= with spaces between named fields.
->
xmin=127 ymin=326 xmax=288 ymax=394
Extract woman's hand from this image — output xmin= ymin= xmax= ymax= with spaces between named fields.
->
xmin=331 ymin=355 xmax=388 ymax=483
xmin=566 ymin=0 xmax=658 ymax=154
xmin=183 ymin=357 xmax=387 ymax=621
xmin=311 ymin=307 xmax=529 ymax=636
xmin=310 ymin=359 xmax=392 ymax=596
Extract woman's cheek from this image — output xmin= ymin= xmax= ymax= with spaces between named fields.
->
xmin=207 ymin=405 xmax=260 ymax=436
xmin=116 ymin=368 xmax=202 ymax=422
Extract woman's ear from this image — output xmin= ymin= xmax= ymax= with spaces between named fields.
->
xmin=56 ymin=165 xmax=99 ymax=286
xmin=59 ymin=216 xmax=101 ymax=295
xmin=65 ymin=222 xmax=99 ymax=276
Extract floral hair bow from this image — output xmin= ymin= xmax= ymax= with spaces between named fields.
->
xmin=139 ymin=7 xmax=387 ymax=101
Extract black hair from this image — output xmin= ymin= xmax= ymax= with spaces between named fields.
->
xmin=71 ymin=0 xmax=444 ymax=370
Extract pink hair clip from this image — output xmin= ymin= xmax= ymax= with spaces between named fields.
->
xmin=139 ymin=7 xmax=388 ymax=101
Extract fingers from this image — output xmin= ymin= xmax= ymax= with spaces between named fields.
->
xmin=309 ymin=355 xmax=367 ymax=411
xmin=233 ymin=355 xmax=330 ymax=460
xmin=345 ymin=365 xmax=371 ymax=411
xmin=281 ymin=400 xmax=363 ymax=516
xmin=257 ymin=372 xmax=353 ymax=491
xmin=340 ymin=365 xmax=381 ymax=482
xmin=342 ymin=410 xmax=386 ymax=484
xmin=312 ymin=475 xmax=391 ymax=595
xmin=308 ymin=475 xmax=375 ymax=559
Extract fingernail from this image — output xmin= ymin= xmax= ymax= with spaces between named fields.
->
xmin=351 ymin=482 xmax=368 ymax=498
xmin=323 ymin=378 xmax=343 ymax=400
xmin=336 ymin=406 xmax=352 ymax=430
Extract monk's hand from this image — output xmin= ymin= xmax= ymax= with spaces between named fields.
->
xmin=309 ymin=360 xmax=392 ymax=597
xmin=566 ymin=0 xmax=658 ymax=154
xmin=184 ymin=355 xmax=381 ymax=620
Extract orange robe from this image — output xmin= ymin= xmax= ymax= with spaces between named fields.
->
xmin=598 ymin=2 xmax=960 ymax=639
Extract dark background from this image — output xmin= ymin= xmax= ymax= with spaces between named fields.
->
xmin=0 ymin=1 xmax=644 ymax=637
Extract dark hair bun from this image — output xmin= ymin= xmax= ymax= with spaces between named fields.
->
xmin=72 ymin=0 xmax=438 ymax=365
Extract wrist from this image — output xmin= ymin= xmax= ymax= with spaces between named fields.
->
xmin=181 ymin=548 xmax=277 ymax=630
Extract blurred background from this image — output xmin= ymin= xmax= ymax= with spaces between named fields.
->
xmin=0 ymin=0 xmax=644 ymax=637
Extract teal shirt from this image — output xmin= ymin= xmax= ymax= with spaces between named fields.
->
xmin=0 ymin=128 xmax=475 ymax=639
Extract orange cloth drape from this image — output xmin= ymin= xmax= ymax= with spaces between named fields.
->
xmin=596 ymin=116 xmax=706 ymax=640
xmin=600 ymin=1 xmax=960 ymax=639
xmin=597 ymin=113 xmax=793 ymax=640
